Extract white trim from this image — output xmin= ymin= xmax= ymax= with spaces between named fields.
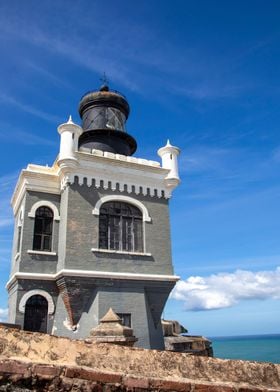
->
xmin=19 ymin=289 xmax=55 ymax=314
xmin=7 ymin=269 xmax=180 ymax=290
xmin=27 ymin=250 xmax=57 ymax=256
xmin=92 ymin=195 xmax=152 ymax=222
xmin=16 ymin=205 xmax=24 ymax=256
xmin=91 ymin=248 xmax=152 ymax=256
xmin=12 ymin=170 xmax=60 ymax=216
xmin=28 ymin=200 xmax=60 ymax=221
xmin=18 ymin=206 xmax=24 ymax=227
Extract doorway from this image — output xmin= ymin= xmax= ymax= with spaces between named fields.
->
xmin=23 ymin=295 xmax=48 ymax=333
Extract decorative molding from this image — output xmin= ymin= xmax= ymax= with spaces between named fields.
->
xmin=28 ymin=200 xmax=60 ymax=221
xmin=79 ymin=147 xmax=161 ymax=168
xmin=19 ymin=289 xmax=55 ymax=314
xmin=17 ymin=206 xmax=24 ymax=227
xmin=73 ymin=175 xmax=168 ymax=198
xmin=7 ymin=270 xmax=180 ymax=290
xmin=65 ymin=151 xmax=171 ymax=198
xmin=91 ymin=248 xmax=152 ymax=256
xmin=11 ymin=169 xmax=60 ymax=216
xmin=92 ymin=195 xmax=152 ymax=222
xmin=27 ymin=250 xmax=57 ymax=256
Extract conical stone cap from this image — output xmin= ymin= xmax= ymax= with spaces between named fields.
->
xmin=99 ymin=307 xmax=121 ymax=323
xmin=89 ymin=308 xmax=137 ymax=347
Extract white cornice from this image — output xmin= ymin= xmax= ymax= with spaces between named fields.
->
xmin=11 ymin=146 xmax=177 ymax=216
xmin=11 ymin=168 xmax=60 ymax=215
xmin=6 ymin=269 xmax=180 ymax=290
xmin=66 ymin=151 xmax=172 ymax=198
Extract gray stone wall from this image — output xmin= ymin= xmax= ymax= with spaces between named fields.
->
xmin=7 ymin=282 xmax=18 ymax=324
xmin=14 ymin=279 xmax=58 ymax=334
xmin=8 ymin=177 xmax=175 ymax=349
xmin=57 ymin=187 xmax=69 ymax=272
xmin=19 ymin=191 xmax=61 ymax=274
xmin=51 ymin=277 xmax=171 ymax=349
xmin=63 ymin=180 xmax=173 ymax=276
xmin=10 ymin=210 xmax=21 ymax=276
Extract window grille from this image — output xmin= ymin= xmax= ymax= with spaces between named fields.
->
xmin=99 ymin=202 xmax=143 ymax=252
xmin=117 ymin=313 xmax=131 ymax=328
xmin=33 ymin=207 xmax=53 ymax=251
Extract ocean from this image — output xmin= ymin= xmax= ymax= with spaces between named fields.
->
xmin=210 ymin=334 xmax=280 ymax=364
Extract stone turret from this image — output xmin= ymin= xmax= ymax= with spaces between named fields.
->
xmin=158 ymin=140 xmax=180 ymax=190
xmin=57 ymin=115 xmax=82 ymax=169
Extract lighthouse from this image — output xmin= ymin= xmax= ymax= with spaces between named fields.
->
xmin=7 ymin=83 xmax=180 ymax=349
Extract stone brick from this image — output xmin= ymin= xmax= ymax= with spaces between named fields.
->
xmin=60 ymin=376 xmax=74 ymax=389
xmin=0 ymin=360 xmax=30 ymax=376
xmin=33 ymin=364 xmax=62 ymax=379
xmin=123 ymin=376 xmax=149 ymax=389
xmin=239 ymin=389 xmax=277 ymax=392
xmin=193 ymin=384 xmax=234 ymax=392
xmin=64 ymin=366 xmax=122 ymax=383
xmin=149 ymin=378 xmax=191 ymax=391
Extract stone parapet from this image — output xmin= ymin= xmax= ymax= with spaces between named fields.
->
xmin=0 ymin=327 xmax=279 ymax=391
xmin=0 ymin=359 xmax=279 ymax=391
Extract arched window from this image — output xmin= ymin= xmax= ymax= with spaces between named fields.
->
xmin=23 ymin=295 xmax=48 ymax=333
xmin=33 ymin=207 xmax=53 ymax=251
xmin=99 ymin=201 xmax=143 ymax=252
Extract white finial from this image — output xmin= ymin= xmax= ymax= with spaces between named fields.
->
xmin=67 ymin=115 xmax=73 ymax=124
xmin=166 ymin=139 xmax=171 ymax=147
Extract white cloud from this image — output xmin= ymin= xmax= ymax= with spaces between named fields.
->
xmin=0 ymin=308 xmax=8 ymax=322
xmin=171 ymin=267 xmax=280 ymax=311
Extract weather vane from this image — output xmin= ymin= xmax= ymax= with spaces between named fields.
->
xmin=100 ymin=72 xmax=109 ymax=86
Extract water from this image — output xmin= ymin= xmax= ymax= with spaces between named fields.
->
xmin=210 ymin=334 xmax=280 ymax=363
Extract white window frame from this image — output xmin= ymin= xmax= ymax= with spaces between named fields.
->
xmin=92 ymin=195 xmax=151 ymax=222
xmin=28 ymin=201 xmax=60 ymax=221
xmin=92 ymin=195 xmax=151 ymax=255
xmin=28 ymin=201 xmax=60 ymax=254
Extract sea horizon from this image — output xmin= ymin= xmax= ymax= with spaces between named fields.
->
xmin=208 ymin=332 xmax=280 ymax=339
xmin=208 ymin=333 xmax=280 ymax=364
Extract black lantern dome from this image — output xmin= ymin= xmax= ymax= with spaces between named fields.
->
xmin=78 ymin=84 xmax=137 ymax=156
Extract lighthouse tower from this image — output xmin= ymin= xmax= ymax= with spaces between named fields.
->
xmin=7 ymin=83 xmax=180 ymax=349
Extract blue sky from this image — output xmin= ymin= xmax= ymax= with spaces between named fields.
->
xmin=0 ymin=0 xmax=279 ymax=337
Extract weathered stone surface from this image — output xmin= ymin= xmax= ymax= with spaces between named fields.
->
xmin=64 ymin=367 xmax=122 ymax=383
xmin=89 ymin=307 xmax=137 ymax=346
xmin=123 ymin=376 xmax=149 ymax=389
xmin=0 ymin=327 xmax=279 ymax=391
xmin=192 ymin=384 xmax=234 ymax=391
xmin=149 ymin=378 xmax=192 ymax=391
